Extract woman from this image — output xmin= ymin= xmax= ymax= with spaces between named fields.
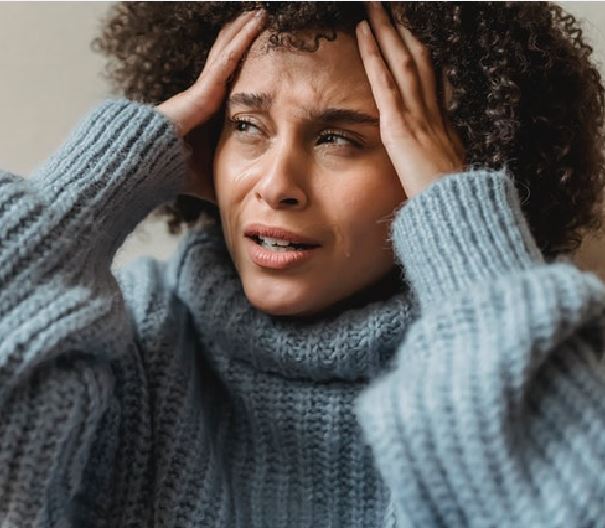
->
xmin=1 ymin=1 xmax=605 ymax=526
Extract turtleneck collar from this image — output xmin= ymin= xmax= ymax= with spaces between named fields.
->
xmin=174 ymin=222 xmax=419 ymax=383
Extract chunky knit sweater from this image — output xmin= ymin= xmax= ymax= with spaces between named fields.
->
xmin=1 ymin=98 xmax=605 ymax=528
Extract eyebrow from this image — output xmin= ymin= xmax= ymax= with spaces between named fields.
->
xmin=228 ymin=92 xmax=379 ymax=127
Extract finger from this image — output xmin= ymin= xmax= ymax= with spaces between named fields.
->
xmin=396 ymin=22 xmax=441 ymax=126
xmin=182 ymin=11 xmax=265 ymax=132
xmin=365 ymin=1 xmax=424 ymax=117
xmin=356 ymin=20 xmax=409 ymax=140
xmin=209 ymin=11 xmax=266 ymax=84
xmin=206 ymin=10 xmax=259 ymax=67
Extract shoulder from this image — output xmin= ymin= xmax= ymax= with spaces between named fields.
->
xmin=111 ymin=220 xmax=226 ymax=362
xmin=113 ymin=254 xmax=184 ymax=348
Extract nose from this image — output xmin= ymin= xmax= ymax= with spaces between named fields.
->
xmin=254 ymin=139 xmax=308 ymax=210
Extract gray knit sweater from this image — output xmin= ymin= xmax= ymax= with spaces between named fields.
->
xmin=1 ymin=98 xmax=605 ymax=527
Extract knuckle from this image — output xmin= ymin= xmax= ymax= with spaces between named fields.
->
xmin=215 ymin=47 xmax=238 ymax=68
xmin=416 ymin=44 xmax=431 ymax=60
xmin=366 ymin=48 xmax=382 ymax=61
xmin=377 ymin=70 xmax=397 ymax=91
xmin=381 ymin=89 xmax=403 ymax=112
xmin=413 ymin=119 xmax=431 ymax=137
xmin=225 ymin=49 xmax=238 ymax=63
xmin=400 ymin=55 xmax=415 ymax=72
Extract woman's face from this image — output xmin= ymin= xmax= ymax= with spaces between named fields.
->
xmin=213 ymin=30 xmax=407 ymax=317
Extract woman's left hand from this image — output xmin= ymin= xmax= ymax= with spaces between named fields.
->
xmin=356 ymin=2 xmax=466 ymax=201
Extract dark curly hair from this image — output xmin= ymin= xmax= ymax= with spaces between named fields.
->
xmin=91 ymin=1 xmax=605 ymax=260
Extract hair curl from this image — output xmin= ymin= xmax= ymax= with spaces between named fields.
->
xmin=91 ymin=1 xmax=605 ymax=260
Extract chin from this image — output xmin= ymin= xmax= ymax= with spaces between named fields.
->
xmin=241 ymin=275 xmax=327 ymax=317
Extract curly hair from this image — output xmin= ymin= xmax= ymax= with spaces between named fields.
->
xmin=91 ymin=1 xmax=605 ymax=260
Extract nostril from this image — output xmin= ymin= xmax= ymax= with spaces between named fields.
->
xmin=281 ymin=197 xmax=298 ymax=205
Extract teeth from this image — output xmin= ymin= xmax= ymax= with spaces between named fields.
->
xmin=255 ymin=235 xmax=303 ymax=252
xmin=261 ymin=243 xmax=293 ymax=252
xmin=259 ymin=236 xmax=291 ymax=247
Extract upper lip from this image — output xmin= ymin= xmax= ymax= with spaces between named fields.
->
xmin=244 ymin=223 xmax=322 ymax=246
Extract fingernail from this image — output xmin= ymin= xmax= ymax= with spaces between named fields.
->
xmin=357 ymin=20 xmax=369 ymax=35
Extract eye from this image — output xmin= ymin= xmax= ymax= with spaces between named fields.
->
xmin=229 ymin=117 xmax=261 ymax=135
xmin=317 ymin=130 xmax=362 ymax=148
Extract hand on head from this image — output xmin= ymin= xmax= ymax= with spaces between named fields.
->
xmin=356 ymin=1 xmax=466 ymax=200
xmin=156 ymin=8 xmax=267 ymax=202
xmin=155 ymin=2 xmax=467 ymax=206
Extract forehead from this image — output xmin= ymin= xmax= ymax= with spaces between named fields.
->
xmin=230 ymin=30 xmax=375 ymax=110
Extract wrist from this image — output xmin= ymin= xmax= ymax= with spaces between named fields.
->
xmin=156 ymin=92 xmax=193 ymax=138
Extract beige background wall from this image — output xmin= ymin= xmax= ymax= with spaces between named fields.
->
xmin=1 ymin=1 xmax=604 ymax=278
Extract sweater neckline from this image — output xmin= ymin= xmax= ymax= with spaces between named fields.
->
xmin=174 ymin=223 xmax=417 ymax=382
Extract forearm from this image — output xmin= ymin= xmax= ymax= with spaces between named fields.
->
xmin=25 ymin=98 xmax=188 ymax=270
xmin=355 ymin=169 xmax=605 ymax=527
xmin=0 ymin=97 xmax=186 ymax=524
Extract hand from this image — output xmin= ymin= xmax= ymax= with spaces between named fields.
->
xmin=356 ymin=2 xmax=466 ymax=201
xmin=156 ymin=9 xmax=266 ymax=201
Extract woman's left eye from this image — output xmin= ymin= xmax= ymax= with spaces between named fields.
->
xmin=230 ymin=117 xmax=260 ymax=134
xmin=317 ymin=131 xmax=361 ymax=148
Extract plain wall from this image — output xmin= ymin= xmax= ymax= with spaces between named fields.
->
xmin=0 ymin=1 xmax=180 ymax=269
xmin=1 ymin=1 xmax=604 ymax=278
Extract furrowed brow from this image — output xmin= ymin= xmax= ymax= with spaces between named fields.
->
xmin=310 ymin=108 xmax=379 ymax=127
xmin=227 ymin=93 xmax=379 ymax=127
xmin=228 ymin=92 xmax=273 ymax=111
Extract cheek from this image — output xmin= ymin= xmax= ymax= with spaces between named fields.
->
xmin=213 ymin=144 xmax=247 ymax=211
xmin=328 ymin=173 xmax=405 ymax=257
xmin=334 ymin=161 xmax=404 ymax=222
xmin=213 ymin=144 xmax=263 ymax=261
xmin=212 ymin=146 xmax=241 ymax=253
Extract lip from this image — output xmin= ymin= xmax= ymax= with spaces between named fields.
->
xmin=243 ymin=223 xmax=322 ymax=246
xmin=245 ymin=237 xmax=320 ymax=270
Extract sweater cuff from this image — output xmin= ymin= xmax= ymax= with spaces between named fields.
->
xmin=391 ymin=168 xmax=544 ymax=310
xmin=29 ymin=98 xmax=189 ymax=262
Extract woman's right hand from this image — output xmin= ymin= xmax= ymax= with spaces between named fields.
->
xmin=156 ymin=8 xmax=266 ymax=201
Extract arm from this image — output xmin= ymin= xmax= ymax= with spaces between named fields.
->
xmin=0 ymin=11 xmax=268 ymax=523
xmin=0 ymin=98 xmax=187 ymax=525
xmin=354 ymin=168 xmax=605 ymax=527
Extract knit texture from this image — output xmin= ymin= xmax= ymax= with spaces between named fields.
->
xmin=1 ymin=98 xmax=605 ymax=527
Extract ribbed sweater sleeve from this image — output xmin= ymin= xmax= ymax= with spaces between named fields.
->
xmin=354 ymin=168 xmax=605 ymax=527
xmin=0 ymin=98 xmax=187 ymax=525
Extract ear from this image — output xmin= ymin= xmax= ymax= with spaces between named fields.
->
xmin=181 ymin=124 xmax=218 ymax=205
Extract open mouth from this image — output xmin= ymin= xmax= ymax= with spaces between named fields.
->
xmin=247 ymin=234 xmax=321 ymax=251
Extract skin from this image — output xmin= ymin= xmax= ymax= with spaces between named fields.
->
xmin=213 ymin=30 xmax=407 ymax=317
xmin=357 ymin=4 xmax=465 ymax=201
xmin=157 ymin=3 xmax=465 ymax=319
